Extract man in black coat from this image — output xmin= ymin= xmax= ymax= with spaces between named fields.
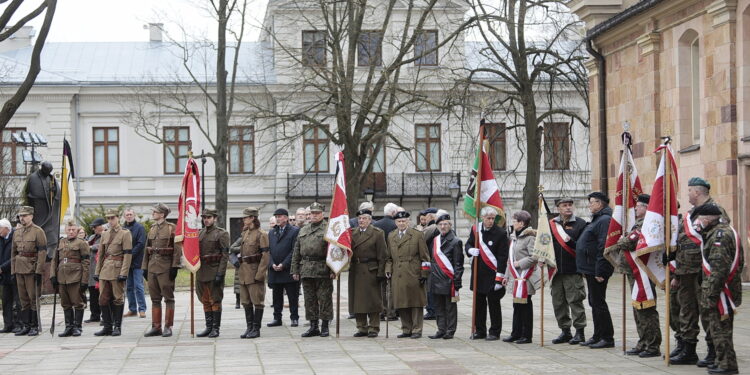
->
xmin=266 ymin=208 xmax=301 ymax=327
xmin=0 ymin=219 xmax=18 ymax=332
xmin=374 ymin=202 xmax=399 ymax=321
xmin=576 ymin=192 xmax=614 ymax=349
xmin=427 ymin=214 xmax=463 ymax=340
xmin=465 ymin=207 xmax=509 ymax=341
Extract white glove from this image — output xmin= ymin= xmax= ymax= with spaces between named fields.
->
xmin=468 ymin=248 xmax=480 ymax=257
xmin=494 ymin=283 xmax=503 ymax=291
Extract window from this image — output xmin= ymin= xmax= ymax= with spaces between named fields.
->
xmin=163 ymin=127 xmax=190 ymax=174
xmin=229 ymin=126 xmax=254 ymax=174
xmin=302 ymin=31 xmax=326 ymax=67
xmin=0 ymin=127 xmax=27 ymax=176
xmin=544 ymin=122 xmax=570 ymax=170
xmin=93 ymin=127 xmax=119 ymax=175
xmin=415 ymin=30 xmax=438 ymax=66
xmin=415 ymin=123 xmax=441 ymax=171
xmin=485 ymin=123 xmax=506 ymax=171
xmin=357 ymin=31 xmax=383 ymax=67
xmin=363 ymin=125 xmax=386 ymax=191
xmin=303 ymin=125 xmax=329 ymax=173
xmin=690 ymin=38 xmax=700 ymax=144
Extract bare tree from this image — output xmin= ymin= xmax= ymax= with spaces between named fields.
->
xmin=0 ymin=159 xmax=24 ymax=222
xmin=0 ymin=0 xmax=57 ymax=129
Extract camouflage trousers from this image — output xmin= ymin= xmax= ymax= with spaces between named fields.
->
xmin=669 ymin=282 xmax=680 ymax=338
xmin=676 ymin=273 xmax=711 ymax=344
xmin=703 ymin=307 xmax=737 ymax=370
xmin=302 ymin=278 xmax=333 ymax=321
xmin=627 ymin=274 xmax=661 ymax=352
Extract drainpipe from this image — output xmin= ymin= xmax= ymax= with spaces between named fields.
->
xmin=586 ymin=39 xmax=608 ymax=193
xmin=73 ymin=93 xmax=81 ymax=216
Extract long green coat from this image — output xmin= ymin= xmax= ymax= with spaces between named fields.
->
xmin=386 ymin=227 xmax=429 ymax=309
xmin=348 ymin=225 xmax=386 ymax=313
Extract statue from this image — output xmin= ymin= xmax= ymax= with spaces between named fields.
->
xmin=22 ymin=161 xmax=61 ymax=257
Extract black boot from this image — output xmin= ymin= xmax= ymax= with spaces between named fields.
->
xmin=569 ymin=329 xmax=585 ymax=345
xmin=111 ymin=304 xmax=123 ymax=336
xmin=697 ymin=342 xmax=716 ymax=368
xmin=72 ymin=309 xmax=84 ymax=336
xmin=196 ymin=311 xmax=214 ymax=337
xmin=235 ymin=294 xmax=241 ymax=309
xmin=240 ymin=306 xmax=254 ymax=339
xmin=209 ymin=310 xmax=221 ymax=338
xmin=14 ymin=310 xmax=29 ymax=336
xmin=248 ymin=308 xmax=263 ymax=339
xmin=58 ymin=309 xmax=74 ymax=337
xmin=670 ymin=337 xmax=685 ymax=357
xmin=552 ymin=328 xmax=572 ymax=344
xmin=670 ymin=341 xmax=698 ymax=365
xmin=27 ymin=312 xmax=39 ymax=336
xmin=320 ymin=320 xmax=330 ymax=337
xmin=94 ymin=304 xmax=113 ymax=336
xmin=301 ymin=320 xmax=320 ymax=337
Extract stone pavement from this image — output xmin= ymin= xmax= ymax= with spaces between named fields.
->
xmin=0 ymin=272 xmax=746 ymax=374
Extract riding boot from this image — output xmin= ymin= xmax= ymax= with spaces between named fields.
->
xmin=94 ymin=304 xmax=113 ymax=336
xmin=14 ymin=310 xmax=29 ymax=336
xmin=27 ymin=312 xmax=39 ymax=336
xmin=144 ymin=305 xmax=162 ymax=337
xmin=58 ymin=309 xmax=74 ymax=337
xmin=72 ymin=309 xmax=84 ymax=336
xmin=240 ymin=306 xmax=254 ymax=338
xmin=208 ymin=310 xmax=221 ymax=338
xmin=248 ymin=308 xmax=263 ymax=339
xmin=111 ymin=304 xmax=123 ymax=336
xmin=196 ymin=311 xmax=213 ymax=337
xmin=161 ymin=308 xmax=174 ymax=337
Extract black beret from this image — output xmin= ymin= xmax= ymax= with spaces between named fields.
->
xmin=356 ymin=209 xmax=372 ymax=217
xmin=90 ymin=218 xmax=106 ymax=227
xmin=637 ymin=194 xmax=650 ymax=205
xmin=435 ymin=214 xmax=451 ymax=225
xmin=587 ymin=192 xmax=610 ymax=204
xmin=423 ymin=207 xmax=438 ymax=214
xmin=394 ymin=211 xmax=410 ymax=219
xmin=692 ymin=203 xmax=722 ymax=217
xmin=273 ymin=208 xmax=289 ymax=216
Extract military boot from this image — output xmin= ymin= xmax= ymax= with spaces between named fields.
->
xmin=196 ymin=311 xmax=214 ymax=337
xmin=208 ymin=310 xmax=221 ymax=338
xmin=248 ymin=308 xmax=263 ymax=339
xmin=27 ymin=312 xmax=39 ymax=336
xmin=72 ymin=309 xmax=84 ymax=336
xmin=58 ymin=309 xmax=74 ymax=337
xmin=240 ymin=306 xmax=254 ymax=339
xmin=696 ymin=342 xmax=716 ymax=368
xmin=320 ymin=320 xmax=330 ymax=337
xmin=111 ymin=304 xmax=123 ymax=336
xmin=94 ymin=304 xmax=113 ymax=336
xmin=670 ymin=341 xmax=698 ymax=365
xmin=162 ymin=308 xmax=174 ymax=337
xmin=568 ymin=329 xmax=585 ymax=345
xmin=144 ymin=306 xmax=163 ymax=337
xmin=552 ymin=328 xmax=572 ymax=344
xmin=14 ymin=310 xmax=29 ymax=336
xmin=670 ymin=337 xmax=685 ymax=357
xmin=301 ymin=320 xmax=320 ymax=337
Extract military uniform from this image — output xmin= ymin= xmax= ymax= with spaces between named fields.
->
xmin=195 ymin=209 xmax=230 ymax=338
xmin=11 ymin=206 xmax=47 ymax=336
xmin=143 ymin=204 xmax=183 ymax=338
xmin=348 ymin=220 xmax=387 ymax=337
xmin=94 ymin=212 xmax=132 ymax=336
xmin=51 ymin=236 xmax=91 ymax=337
xmin=84 ymin=218 xmax=105 ymax=323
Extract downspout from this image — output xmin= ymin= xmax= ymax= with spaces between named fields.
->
xmin=586 ymin=39 xmax=608 ymax=192
xmin=73 ymin=93 xmax=81 ymax=216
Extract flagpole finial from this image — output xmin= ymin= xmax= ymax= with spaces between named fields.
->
xmin=538 ymin=185 xmax=544 ymax=194
xmin=623 ymin=121 xmax=630 ymax=132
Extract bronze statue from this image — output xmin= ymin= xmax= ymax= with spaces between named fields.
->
xmin=22 ymin=161 xmax=61 ymax=257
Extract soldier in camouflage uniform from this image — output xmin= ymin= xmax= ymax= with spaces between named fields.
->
xmin=692 ymin=204 xmax=743 ymax=375
xmin=11 ymin=206 xmax=47 ymax=336
xmin=195 ymin=209 xmax=230 ymax=338
xmin=604 ymin=194 xmax=661 ymax=357
xmin=50 ymin=220 xmax=91 ymax=337
xmin=671 ymin=178 xmax=731 ymax=365
xmin=291 ymin=202 xmax=334 ymax=338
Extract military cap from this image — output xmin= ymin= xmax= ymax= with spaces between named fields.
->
xmin=17 ymin=206 xmax=34 ymax=216
xmin=90 ymin=217 xmax=107 ymax=227
xmin=394 ymin=211 xmax=410 ymax=219
xmin=424 ymin=207 xmax=438 ymax=214
xmin=201 ymin=208 xmax=218 ymax=217
xmin=435 ymin=213 xmax=451 ymax=225
xmin=152 ymin=203 xmax=171 ymax=216
xmin=637 ymin=194 xmax=650 ymax=205
xmin=273 ymin=208 xmax=289 ymax=216
xmin=555 ymin=196 xmax=575 ymax=206
xmin=692 ymin=203 xmax=722 ymax=217
xmin=309 ymin=202 xmax=324 ymax=212
xmin=587 ymin=191 xmax=610 ymax=204
xmin=356 ymin=209 xmax=372 ymax=217
xmin=688 ymin=177 xmax=711 ymax=190
xmin=105 ymin=208 xmax=120 ymax=218
xmin=243 ymin=207 xmax=260 ymax=217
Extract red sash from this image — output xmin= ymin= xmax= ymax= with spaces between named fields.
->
xmin=507 ymin=239 xmax=534 ymax=303
xmin=549 ymin=219 xmax=576 ymax=257
xmin=432 ymin=236 xmax=458 ymax=297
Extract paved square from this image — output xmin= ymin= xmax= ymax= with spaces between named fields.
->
xmin=0 ymin=272 xmax=746 ymax=374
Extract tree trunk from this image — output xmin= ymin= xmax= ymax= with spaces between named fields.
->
xmin=215 ymin=0 xmax=229 ymax=225
xmin=343 ymin=148 xmax=362 ymax=219
xmin=522 ymin=103 xmax=541 ymax=224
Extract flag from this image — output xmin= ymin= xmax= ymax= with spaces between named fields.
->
xmin=176 ymin=157 xmax=201 ymax=273
xmin=533 ymin=199 xmax=557 ymax=275
xmin=463 ymin=122 xmax=504 ymax=225
xmin=325 ymin=152 xmax=352 ymax=275
xmin=59 ymin=138 xmax=76 ymax=222
xmin=605 ymin=136 xmax=643 ymax=251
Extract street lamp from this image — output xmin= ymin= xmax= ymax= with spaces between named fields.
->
xmin=12 ymin=131 xmax=48 ymax=170
xmin=364 ymin=188 xmax=374 ymax=204
xmin=448 ymin=181 xmax=460 ymax=223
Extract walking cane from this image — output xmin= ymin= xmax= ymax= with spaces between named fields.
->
xmin=49 ymin=289 xmax=57 ymax=335
xmin=36 ymin=277 xmax=42 ymax=332
xmin=386 ymin=277 xmax=391 ymax=338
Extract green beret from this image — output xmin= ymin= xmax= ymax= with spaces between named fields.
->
xmin=688 ymin=177 xmax=710 ymax=190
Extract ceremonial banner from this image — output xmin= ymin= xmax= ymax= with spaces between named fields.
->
xmin=463 ymin=122 xmax=504 ymax=224
xmin=605 ymin=137 xmax=643 ymax=250
xmin=176 ymin=157 xmax=201 ymax=273
xmin=59 ymin=138 xmax=76 ymax=222
xmin=325 ymin=152 xmax=352 ymax=275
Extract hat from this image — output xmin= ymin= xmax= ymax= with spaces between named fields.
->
xmin=105 ymin=208 xmax=120 ymax=218
xmin=394 ymin=211 xmax=410 ymax=219
xmin=692 ymin=203 xmax=722 ymax=217
xmin=273 ymin=208 xmax=289 ymax=216
xmin=637 ymin=194 xmax=650 ymax=205
xmin=688 ymin=177 xmax=711 ymax=190
xmin=587 ymin=192 xmax=610 ymax=204
xmin=435 ymin=214 xmax=451 ymax=225
xmin=309 ymin=202 xmax=324 ymax=212
xmin=555 ymin=196 xmax=575 ymax=206
xmin=90 ymin=218 xmax=106 ymax=227
xmin=423 ymin=207 xmax=438 ymax=214
xmin=152 ymin=203 xmax=170 ymax=216
xmin=243 ymin=207 xmax=260 ymax=217
xmin=201 ymin=208 xmax=218 ymax=218
xmin=356 ymin=209 xmax=372 ymax=217
xmin=18 ymin=206 xmax=34 ymax=216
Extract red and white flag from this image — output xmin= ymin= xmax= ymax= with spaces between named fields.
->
xmin=176 ymin=157 xmax=201 ymax=273
xmin=325 ymin=152 xmax=352 ymax=275
xmin=605 ymin=138 xmax=643 ymax=249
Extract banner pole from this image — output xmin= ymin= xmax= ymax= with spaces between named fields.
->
xmin=622 ymin=139 xmax=630 ymax=354
xmin=663 ymin=143 xmax=672 ymax=366
xmin=190 ymin=272 xmax=195 ymax=336
xmin=336 ymin=275 xmax=341 ymax=338
xmin=471 ymin=122 xmax=485 ymax=337
xmin=538 ymin=189 xmax=544 ymax=347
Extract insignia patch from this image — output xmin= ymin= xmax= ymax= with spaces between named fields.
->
xmin=539 ymin=233 xmax=552 ymax=246
xmin=488 ymin=241 xmax=493 ymax=246
xmin=714 ymin=242 xmax=722 ymax=247
xmin=628 ymin=233 xmax=638 ymax=241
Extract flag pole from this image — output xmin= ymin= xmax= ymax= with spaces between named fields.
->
xmin=471 ymin=121 xmax=485 ymax=337
xmin=663 ymin=139 xmax=672 ymax=365
xmin=538 ymin=186 xmax=545 ymax=347
xmin=336 ymin=273 xmax=341 ymax=338
xmin=621 ymin=133 xmax=631 ymax=354
xmin=188 ymin=151 xmax=195 ymax=337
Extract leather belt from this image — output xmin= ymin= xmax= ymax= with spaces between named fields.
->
xmin=107 ymin=256 xmax=124 ymax=261
xmin=60 ymin=258 xmax=81 ymax=263
xmin=19 ymin=251 xmax=37 ymax=257
xmin=240 ymin=254 xmax=262 ymax=264
xmin=149 ymin=247 xmax=174 ymax=255
xmin=302 ymin=255 xmax=325 ymax=261
xmin=201 ymin=254 xmax=223 ymax=263
xmin=353 ymin=257 xmax=374 ymax=263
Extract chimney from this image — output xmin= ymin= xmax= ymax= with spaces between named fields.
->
xmin=148 ymin=23 xmax=163 ymax=42
xmin=0 ymin=25 xmax=35 ymax=52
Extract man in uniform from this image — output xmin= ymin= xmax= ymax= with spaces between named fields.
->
xmin=50 ymin=220 xmax=91 ymax=337
xmin=267 ymin=208 xmax=301 ymax=328
xmin=230 ymin=207 xmax=270 ymax=339
xmin=427 ymin=214 xmax=463 ymax=340
xmin=195 ymin=208 xmax=229 ymax=338
xmin=11 ymin=206 xmax=46 ymax=336
xmin=349 ymin=208 xmax=387 ymax=337
xmin=291 ymin=202 xmax=334 ymax=338
xmin=142 ymin=203 xmax=182 ymax=337
xmin=386 ymin=211 xmax=430 ymax=339
xmin=693 ymin=203 xmax=743 ymax=375
xmin=671 ymin=177 xmax=731 ymax=365
xmin=93 ymin=209 xmax=132 ymax=336
xmin=548 ymin=197 xmax=588 ymax=345
xmin=604 ymin=194 xmax=662 ymax=357
xmin=84 ymin=217 xmax=106 ymax=324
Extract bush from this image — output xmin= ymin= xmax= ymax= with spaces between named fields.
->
xmin=77 ymin=204 xmax=153 ymax=235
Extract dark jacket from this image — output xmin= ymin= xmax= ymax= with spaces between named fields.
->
xmin=373 ymin=216 xmax=397 ymax=238
xmin=575 ymin=206 xmax=613 ymax=278
xmin=123 ymin=220 xmax=146 ymax=269
xmin=267 ymin=224 xmax=299 ymax=285
xmin=550 ymin=215 xmax=588 ymax=275
xmin=0 ymin=229 xmax=14 ymax=284
xmin=428 ymin=230 xmax=464 ymax=296
xmin=465 ymin=224 xmax=509 ymax=294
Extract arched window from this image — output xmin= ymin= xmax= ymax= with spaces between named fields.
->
xmin=677 ymin=29 xmax=700 ymax=148
xmin=690 ymin=38 xmax=700 ymax=144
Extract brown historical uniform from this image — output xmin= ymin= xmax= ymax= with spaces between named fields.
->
xmin=349 ymin=221 xmax=386 ymax=337
xmin=11 ymin=206 xmax=47 ymax=336
xmin=195 ymin=208 xmax=229 ymax=338
xmin=94 ymin=213 xmax=132 ymax=336
xmin=50 ymin=236 xmax=90 ymax=336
